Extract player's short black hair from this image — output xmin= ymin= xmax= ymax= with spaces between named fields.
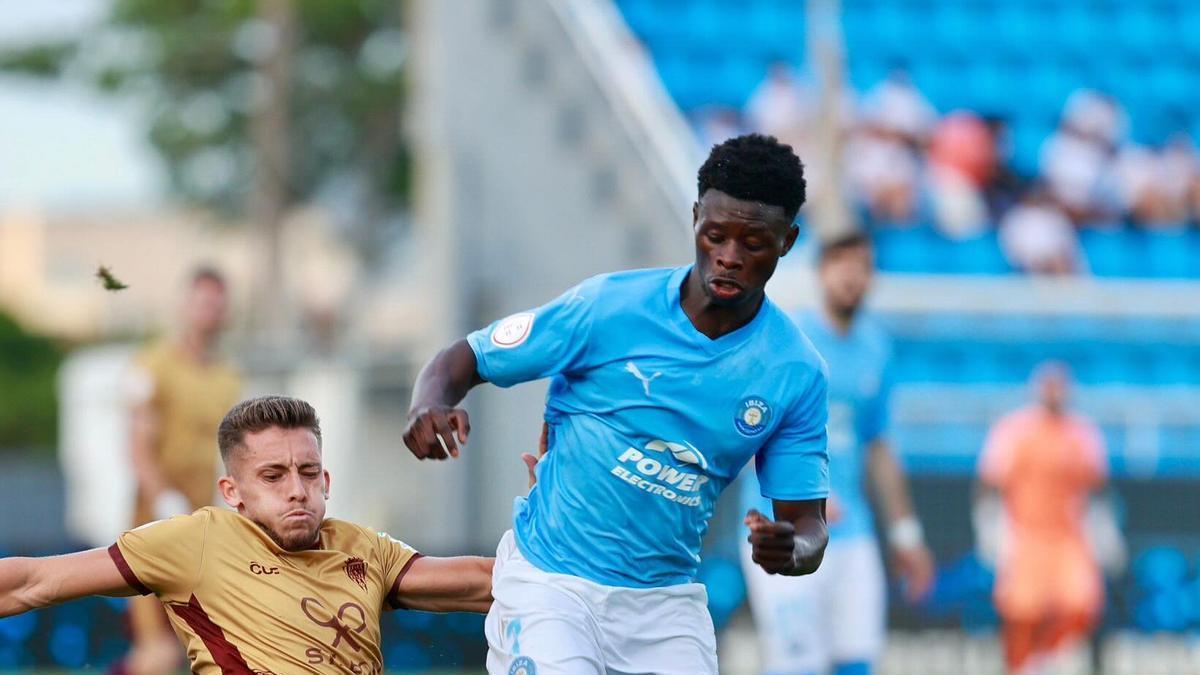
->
xmin=218 ymin=396 xmax=322 ymax=466
xmin=818 ymin=230 xmax=872 ymax=261
xmin=697 ymin=134 xmax=807 ymax=222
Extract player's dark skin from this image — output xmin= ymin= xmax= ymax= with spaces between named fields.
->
xmin=403 ymin=188 xmax=828 ymax=577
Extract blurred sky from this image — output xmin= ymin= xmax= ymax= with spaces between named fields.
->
xmin=0 ymin=0 xmax=162 ymax=209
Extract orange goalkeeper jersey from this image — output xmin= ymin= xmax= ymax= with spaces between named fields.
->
xmin=978 ymin=407 xmax=1106 ymax=619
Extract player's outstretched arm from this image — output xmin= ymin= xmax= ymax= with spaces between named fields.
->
xmin=0 ymin=547 xmax=140 ymax=617
xmin=390 ymin=556 xmax=493 ymax=614
xmin=404 ymin=339 xmax=485 ymax=461
xmin=745 ymin=499 xmax=829 ymax=576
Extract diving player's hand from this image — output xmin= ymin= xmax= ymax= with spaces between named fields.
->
xmin=521 ymin=422 xmax=550 ymax=489
xmin=404 ymin=405 xmax=470 ymax=460
xmin=745 ymin=509 xmax=801 ymax=575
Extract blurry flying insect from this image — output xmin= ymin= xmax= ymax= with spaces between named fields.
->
xmin=96 ymin=265 xmax=129 ymax=291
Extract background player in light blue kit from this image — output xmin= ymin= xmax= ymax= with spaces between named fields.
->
xmin=740 ymin=232 xmax=935 ymax=675
xmin=403 ymin=134 xmax=830 ymax=675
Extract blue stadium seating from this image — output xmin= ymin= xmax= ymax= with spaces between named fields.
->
xmin=891 ymin=333 xmax=1200 ymax=387
xmin=616 ymin=0 xmax=1200 ymax=278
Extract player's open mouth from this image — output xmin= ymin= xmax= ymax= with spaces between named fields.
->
xmin=709 ymin=278 xmax=743 ymax=298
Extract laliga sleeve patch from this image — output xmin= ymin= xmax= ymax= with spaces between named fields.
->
xmin=491 ymin=312 xmax=535 ymax=349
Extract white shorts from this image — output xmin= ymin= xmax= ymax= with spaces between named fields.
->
xmin=485 ymin=530 xmax=719 ymax=675
xmin=740 ymin=536 xmax=885 ymax=674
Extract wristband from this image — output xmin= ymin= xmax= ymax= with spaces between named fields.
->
xmin=889 ymin=516 xmax=924 ymax=550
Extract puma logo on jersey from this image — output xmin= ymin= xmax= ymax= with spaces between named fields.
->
xmin=624 ymin=361 xmax=662 ymax=396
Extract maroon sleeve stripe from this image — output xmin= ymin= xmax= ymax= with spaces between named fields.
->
xmin=107 ymin=543 xmax=152 ymax=596
xmin=170 ymin=594 xmax=254 ymax=675
xmin=386 ymin=553 xmax=424 ymax=610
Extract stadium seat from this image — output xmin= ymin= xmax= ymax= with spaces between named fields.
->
xmin=952 ymin=230 xmax=1012 ymax=275
xmin=1081 ymin=228 xmax=1144 ymax=278
xmin=1143 ymin=228 xmax=1197 ymax=279
xmin=1133 ymin=546 xmax=1190 ymax=593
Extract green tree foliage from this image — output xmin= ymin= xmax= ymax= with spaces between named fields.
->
xmin=0 ymin=0 xmax=409 ymax=251
xmin=0 ymin=312 xmax=62 ymax=453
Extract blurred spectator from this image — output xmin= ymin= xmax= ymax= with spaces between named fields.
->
xmin=745 ymin=60 xmax=811 ymax=149
xmin=732 ymin=66 xmax=1200 ymax=275
xmin=927 ymin=112 xmax=994 ymax=238
xmin=1161 ymin=134 xmax=1200 ymax=224
xmin=844 ymin=125 xmax=923 ymax=227
xmin=1062 ymin=89 xmax=1129 ymax=151
xmin=859 ymin=70 xmax=938 ymax=148
xmin=1039 ymin=90 xmax=1127 ymax=224
xmin=1113 ymin=135 xmax=1197 ymax=229
xmin=980 ymin=116 xmax=1026 ymax=220
xmin=976 ymin=364 xmax=1109 ymax=675
xmin=841 ymin=71 xmax=938 ymax=227
xmin=120 ymin=267 xmax=242 ymax=674
xmin=999 ymin=188 xmax=1081 ymax=275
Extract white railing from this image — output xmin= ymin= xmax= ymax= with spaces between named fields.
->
xmin=769 ymin=257 xmax=1200 ymax=319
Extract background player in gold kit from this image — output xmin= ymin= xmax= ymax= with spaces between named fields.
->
xmin=122 ymin=266 xmax=242 ymax=674
xmin=0 ymin=396 xmax=497 ymax=674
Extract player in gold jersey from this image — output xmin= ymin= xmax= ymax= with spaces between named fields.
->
xmin=0 ymin=396 xmax=503 ymax=674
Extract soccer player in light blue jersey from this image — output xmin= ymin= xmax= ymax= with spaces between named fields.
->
xmin=403 ymin=135 xmax=830 ymax=675
xmin=740 ymin=232 xmax=934 ymax=675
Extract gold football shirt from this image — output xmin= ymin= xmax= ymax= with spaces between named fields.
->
xmin=129 ymin=339 xmax=242 ymax=524
xmin=109 ymin=507 xmax=420 ymax=674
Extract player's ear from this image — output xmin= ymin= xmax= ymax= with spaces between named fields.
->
xmin=781 ymin=223 xmax=799 ymax=257
xmin=692 ymin=201 xmax=700 ymax=228
xmin=322 ymin=470 xmax=331 ymax=499
xmin=218 ymin=475 xmax=242 ymax=509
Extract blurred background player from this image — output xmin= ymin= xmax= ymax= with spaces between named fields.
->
xmin=976 ymin=364 xmax=1108 ymax=675
xmin=120 ymin=267 xmax=242 ymax=674
xmin=740 ymin=231 xmax=934 ymax=675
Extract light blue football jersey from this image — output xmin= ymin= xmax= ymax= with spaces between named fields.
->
xmin=467 ymin=266 xmax=829 ymax=588
xmin=741 ymin=309 xmax=893 ymax=542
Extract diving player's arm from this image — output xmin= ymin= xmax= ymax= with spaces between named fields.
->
xmin=0 ymin=547 xmax=140 ymax=617
xmin=404 ymin=339 xmax=485 ymax=460
xmin=745 ymin=499 xmax=829 ymax=577
xmin=867 ymin=439 xmax=934 ymax=601
xmin=389 ymin=556 xmax=494 ymax=614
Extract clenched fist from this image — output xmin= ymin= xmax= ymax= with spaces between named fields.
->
xmin=404 ymin=405 xmax=471 ymax=460
xmin=745 ymin=509 xmax=804 ymax=575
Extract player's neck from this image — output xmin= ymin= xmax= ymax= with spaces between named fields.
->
xmin=680 ymin=273 xmax=763 ymax=339
xmin=1040 ymin=404 xmax=1066 ymax=419
xmin=178 ymin=330 xmax=218 ymax=363
xmin=821 ymin=304 xmax=855 ymax=336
